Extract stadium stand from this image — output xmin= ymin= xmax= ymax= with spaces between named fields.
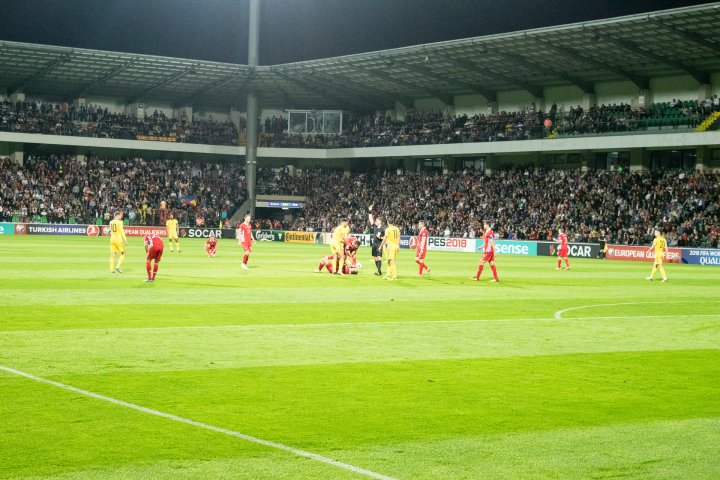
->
xmin=0 ymin=155 xmax=245 ymax=227
xmin=0 ymin=99 xmax=241 ymax=146
xmin=260 ymin=167 xmax=719 ymax=248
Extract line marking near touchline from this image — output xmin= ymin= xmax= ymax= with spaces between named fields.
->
xmin=0 ymin=364 xmax=397 ymax=480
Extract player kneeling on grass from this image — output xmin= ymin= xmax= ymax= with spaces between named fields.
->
xmin=205 ymin=235 xmax=218 ymax=257
xmin=646 ymin=229 xmax=668 ymax=282
xmin=144 ymin=232 xmax=164 ymax=283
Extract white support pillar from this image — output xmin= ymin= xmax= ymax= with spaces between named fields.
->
xmin=698 ymin=84 xmax=712 ymax=102
xmin=178 ymin=106 xmax=193 ymax=122
xmin=581 ymin=93 xmax=597 ymax=111
xmin=487 ymin=101 xmax=498 ymax=115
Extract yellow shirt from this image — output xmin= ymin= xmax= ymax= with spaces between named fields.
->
xmin=109 ymin=219 xmax=127 ymax=243
xmin=653 ymin=236 xmax=667 ymax=255
xmin=332 ymin=224 xmax=349 ymax=245
xmin=385 ymin=225 xmax=400 ymax=246
xmin=166 ymin=219 xmax=179 ymax=236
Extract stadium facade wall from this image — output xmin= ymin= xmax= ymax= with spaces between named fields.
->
xmin=651 ymin=75 xmax=701 ymax=103
xmin=594 ymin=81 xmax=638 ymax=106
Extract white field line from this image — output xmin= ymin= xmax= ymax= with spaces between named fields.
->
xmin=2 ymin=311 xmax=720 ymax=336
xmin=0 ymin=364 xmax=397 ymax=480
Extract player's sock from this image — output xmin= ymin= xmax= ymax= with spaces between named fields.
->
xmin=557 ymin=259 xmax=561 ymax=268
xmin=659 ymin=266 xmax=667 ymax=280
xmin=117 ymin=254 xmax=125 ymax=268
xmin=565 ymin=259 xmax=570 ymax=268
xmin=650 ymin=267 xmax=657 ymax=278
xmin=476 ymin=265 xmax=484 ymax=279
xmin=490 ymin=265 xmax=498 ymax=281
xmin=416 ymin=259 xmax=423 ymax=275
xmin=152 ymin=263 xmax=159 ymax=280
xmin=424 ymin=263 xmax=429 ymax=272
xmin=318 ymin=261 xmax=325 ymax=271
xmin=375 ymin=260 xmax=382 ymax=274
xmin=243 ymin=254 xmax=249 ymax=265
xmin=109 ymin=256 xmax=115 ymax=272
xmin=146 ymin=261 xmax=152 ymax=279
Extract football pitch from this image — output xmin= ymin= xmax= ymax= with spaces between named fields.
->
xmin=1 ymin=236 xmax=719 ymax=480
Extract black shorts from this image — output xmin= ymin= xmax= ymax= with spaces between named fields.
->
xmin=371 ymin=243 xmax=382 ymax=257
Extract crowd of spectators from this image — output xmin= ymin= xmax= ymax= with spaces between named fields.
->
xmin=2 ymin=153 xmax=717 ymax=247
xmin=259 ymin=98 xmax=717 ymax=148
xmin=0 ymin=155 xmax=246 ymax=227
xmin=553 ymin=99 xmax=714 ymax=135
xmin=0 ymin=99 xmax=240 ymax=146
xmin=3 ymin=97 xmax=718 ymax=149
xmin=260 ymin=166 xmax=719 ymax=248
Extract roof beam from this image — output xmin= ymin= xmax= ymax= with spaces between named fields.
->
xmin=648 ymin=18 xmax=720 ymax=58
xmin=8 ymin=53 xmax=73 ymax=93
xmin=293 ymin=71 xmax=390 ymax=109
xmin=126 ymin=64 xmax=198 ymax=104
xmin=398 ymin=61 xmax=498 ymax=102
xmin=536 ymin=43 xmax=649 ymax=90
xmin=598 ymin=33 xmax=710 ymax=85
xmin=272 ymin=69 xmax=369 ymax=111
xmin=176 ymin=68 xmax=248 ymax=106
xmin=492 ymin=50 xmax=595 ymax=94
xmin=365 ymin=69 xmax=453 ymax=105
xmin=312 ymin=70 xmax=414 ymax=107
xmin=445 ymin=57 xmax=537 ymax=98
xmin=71 ymin=57 xmax=139 ymax=98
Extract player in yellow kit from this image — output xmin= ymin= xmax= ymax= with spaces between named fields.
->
xmin=646 ymin=229 xmax=668 ymax=282
xmin=382 ymin=217 xmax=401 ymax=280
xmin=330 ymin=218 xmax=350 ymax=275
xmin=109 ymin=211 xmax=128 ymax=273
xmin=166 ymin=213 xmax=180 ymax=252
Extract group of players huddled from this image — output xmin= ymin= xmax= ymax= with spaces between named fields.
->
xmin=107 ymin=205 xmax=671 ymax=284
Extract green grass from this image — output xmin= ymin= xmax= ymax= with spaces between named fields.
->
xmin=0 ymin=236 xmax=718 ymax=479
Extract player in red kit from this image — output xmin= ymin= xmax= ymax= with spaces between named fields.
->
xmin=236 ymin=214 xmax=254 ymax=270
xmin=205 ymin=235 xmax=218 ymax=257
xmin=144 ymin=233 xmax=164 ymax=282
xmin=473 ymin=221 xmax=499 ymax=282
xmin=415 ymin=220 xmax=431 ymax=276
xmin=315 ymin=255 xmax=336 ymax=273
xmin=554 ymin=227 xmax=571 ymax=270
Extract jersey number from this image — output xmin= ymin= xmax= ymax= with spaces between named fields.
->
xmin=111 ymin=224 xmax=117 ymax=232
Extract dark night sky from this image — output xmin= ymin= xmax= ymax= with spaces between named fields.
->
xmin=0 ymin=0 xmax=716 ymax=65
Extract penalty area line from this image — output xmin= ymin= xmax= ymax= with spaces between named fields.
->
xmin=0 ymin=364 xmax=397 ymax=480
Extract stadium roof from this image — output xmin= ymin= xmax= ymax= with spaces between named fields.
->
xmin=1 ymin=3 xmax=720 ymax=111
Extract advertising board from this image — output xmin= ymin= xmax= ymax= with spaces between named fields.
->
xmin=476 ymin=240 xmax=537 ymax=256
xmin=536 ymin=241 xmax=600 ymax=258
xmin=681 ymin=248 xmax=720 ymax=266
xmin=606 ymin=245 xmax=682 ymax=263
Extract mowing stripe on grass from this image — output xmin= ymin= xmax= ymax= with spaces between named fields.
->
xmin=0 ymin=364 xmax=397 ymax=480
xmin=2 ymin=312 xmax=720 ymax=335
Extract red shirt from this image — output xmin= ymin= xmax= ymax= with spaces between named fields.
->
xmin=559 ymin=233 xmax=568 ymax=248
xmin=483 ymin=228 xmax=495 ymax=253
xmin=238 ymin=223 xmax=252 ymax=244
xmin=206 ymin=238 xmax=217 ymax=247
xmin=417 ymin=227 xmax=429 ymax=251
xmin=144 ymin=233 xmax=163 ymax=249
